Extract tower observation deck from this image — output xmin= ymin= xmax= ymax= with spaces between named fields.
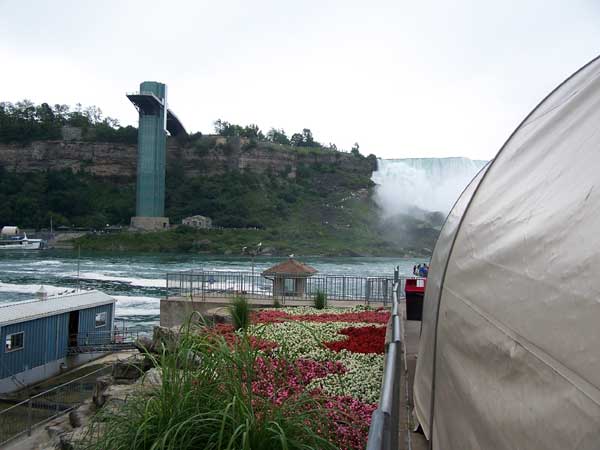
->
xmin=127 ymin=81 xmax=187 ymax=230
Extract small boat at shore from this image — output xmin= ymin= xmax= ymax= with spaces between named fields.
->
xmin=0 ymin=233 xmax=45 ymax=250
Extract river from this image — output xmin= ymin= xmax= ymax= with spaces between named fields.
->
xmin=0 ymin=250 xmax=422 ymax=329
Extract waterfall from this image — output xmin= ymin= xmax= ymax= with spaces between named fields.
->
xmin=371 ymin=157 xmax=487 ymax=218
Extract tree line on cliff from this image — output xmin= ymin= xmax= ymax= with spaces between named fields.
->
xmin=212 ymin=119 xmax=362 ymax=155
xmin=0 ymin=100 xmax=366 ymax=158
xmin=0 ymin=100 xmax=137 ymax=144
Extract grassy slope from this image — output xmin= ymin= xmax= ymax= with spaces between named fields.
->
xmin=75 ymin=188 xmax=404 ymax=256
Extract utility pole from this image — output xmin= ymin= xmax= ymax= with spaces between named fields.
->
xmin=243 ymin=242 xmax=262 ymax=294
xmin=77 ymin=245 xmax=81 ymax=291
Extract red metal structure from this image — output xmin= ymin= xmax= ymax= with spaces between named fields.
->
xmin=405 ymin=277 xmax=426 ymax=320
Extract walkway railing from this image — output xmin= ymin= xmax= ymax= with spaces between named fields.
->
xmin=67 ymin=329 xmax=142 ymax=354
xmin=166 ymin=270 xmax=395 ymax=304
xmin=0 ymin=364 xmax=112 ymax=446
xmin=366 ymin=283 xmax=403 ymax=450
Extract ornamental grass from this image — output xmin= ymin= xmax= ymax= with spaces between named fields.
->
xmin=79 ymin=322 xmax=361 ymax=450
xmin=229 ymin=295 xmax=250 ymax=330
xmin=313 ymin=291 xmax=327 ymax=310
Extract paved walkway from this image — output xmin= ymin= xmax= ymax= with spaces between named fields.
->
xmin=399 ymin=298 xmax=428 ymax=450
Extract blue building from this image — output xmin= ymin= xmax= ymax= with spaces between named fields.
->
xmin=0 ymin=291 xmax=115 ymax=394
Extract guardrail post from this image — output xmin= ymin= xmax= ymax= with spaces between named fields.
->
xmin=365 ymin=282 xmax=403 ymax=450
xmin=366 ymin=409 xmax=389 ymax=450
xmin=27 ymin=399 xmax=32 ymax=436
xmin=165 ymin=273 xmax=169 ymax=299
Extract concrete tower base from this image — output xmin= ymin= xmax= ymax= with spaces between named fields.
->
xmin=130 ymin=217 xmax=170 ymax=231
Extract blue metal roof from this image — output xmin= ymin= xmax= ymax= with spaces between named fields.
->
xmin=0 ymin=290 xmax=115 ymax=327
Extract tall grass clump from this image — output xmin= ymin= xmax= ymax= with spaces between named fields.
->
xmin=80 ymin=324 xmax=338 ymax=450
xmin=313 ymin=291 xmax=327 ymax=310
xmin=229 ymin=295 xmax=250 ymax=330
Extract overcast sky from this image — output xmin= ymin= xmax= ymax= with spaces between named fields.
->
xmin=1 ymin=0 xmax=599 ymax=160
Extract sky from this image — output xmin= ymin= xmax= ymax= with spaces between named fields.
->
xmin=1 ymin=0 xmax=599 ymax=160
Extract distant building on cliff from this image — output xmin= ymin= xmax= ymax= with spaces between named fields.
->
xmin=126 ymin=81 xmax=187 ymax=231
xmin=182 ymin=215 xmax=213 ymax=229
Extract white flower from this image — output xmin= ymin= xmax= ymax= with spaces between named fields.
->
xmin=247 ymin=316 xmax=385 ymax=404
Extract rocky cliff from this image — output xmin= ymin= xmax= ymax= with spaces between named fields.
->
xmin=0 ymin=136 xmax=373 ymax=180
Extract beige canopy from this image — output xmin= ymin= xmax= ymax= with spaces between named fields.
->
xmin=414 ymin=55 xmax=600 ymax=449
xmin=1 ymin=226 xmax=20 ymax=236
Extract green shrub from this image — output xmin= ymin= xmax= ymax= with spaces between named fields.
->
xmin=273 ymin=297 xmax=281 ymax=308
xmin=229 ymin=295 xmax=250 ymax=330
xmin=193 ymin=138 xmax=211 ymax=156
xmin=313 ymin=291 xmax=327 ymax=310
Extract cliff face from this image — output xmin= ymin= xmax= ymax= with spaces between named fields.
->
xmin=0 ymin=137 xmax=371 ymax=179
xmin=0 ymin=140 xmax=137 ymax=178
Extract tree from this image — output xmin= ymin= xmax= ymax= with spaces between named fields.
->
xmin=53 ymin=104 xmax=70 ymax=122
xmin=290 ymin=128 xmax=321 ymax=148
xmin=214 ymin=119 xmax=244 ymax=137
xmin=84 ymin=105 xmax=103 ymax=124
xmin=351 ymin=142 xmax=361 ymax=157
xmin=241 ymin=124 xmax=264 ymax=140
xmin=302 ymin=128 xmax=315 ymax=147
xmin=267 ymin=128 xmax=290 ymax=145
xmin=290 ymin=133 xmax=304 ymax=147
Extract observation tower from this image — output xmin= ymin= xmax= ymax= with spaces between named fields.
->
xmin=127 ymin=82 xmax=186 ymax=230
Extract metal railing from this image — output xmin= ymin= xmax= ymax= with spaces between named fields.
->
xmin=366 ymin=283 xmax=403 ymax=450
xmin=0 ymin=364 xmax=112 ymax=446
xmin=166 ymin=270 xmax=396 ymax=304
xmin=67 ymin=329 xmax=144 ymax=354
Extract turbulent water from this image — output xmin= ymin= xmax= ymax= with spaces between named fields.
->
xmin=0 ymin=250 xmax=421 ymax=329
xmin=372 ymin=157 xmax=488 ymax=217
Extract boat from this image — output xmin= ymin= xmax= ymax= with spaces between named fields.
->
xmin=0 ymin=233 xmax=45 ymax=250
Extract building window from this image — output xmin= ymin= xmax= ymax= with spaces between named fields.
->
xmin=5 ymin=332 xmax=24 ymax=352
xmin=95 ymin=312 xmax=107 ymax=328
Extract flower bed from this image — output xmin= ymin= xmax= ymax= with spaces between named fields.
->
xmin=82 ymin=305 xmax=389 ymax=450
xmin=218 ymin=305 xmax=390 ymax=449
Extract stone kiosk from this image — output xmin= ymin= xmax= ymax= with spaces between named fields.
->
xmin=262 ymin=258 xmax=318 ymax=298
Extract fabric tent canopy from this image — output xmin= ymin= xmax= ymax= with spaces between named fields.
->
xmin=414 ymin=55 xmax=600 ymax=450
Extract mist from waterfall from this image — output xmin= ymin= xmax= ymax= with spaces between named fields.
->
xmin=371 ymin=157 xmax=488 ymax=218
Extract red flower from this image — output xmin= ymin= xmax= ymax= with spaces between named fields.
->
xmin=324 ymin=326 xmax=386 ymax=354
